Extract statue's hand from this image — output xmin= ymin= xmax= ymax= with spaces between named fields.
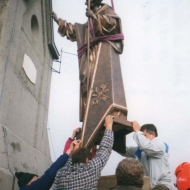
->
xmin=86 ymin=9 xmax=96 ymax=19
xmin=51 ymin=11 xmax=59 ymax=24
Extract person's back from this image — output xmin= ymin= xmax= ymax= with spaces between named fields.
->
xmin=53 ymin=115 xmax=114 ymax=190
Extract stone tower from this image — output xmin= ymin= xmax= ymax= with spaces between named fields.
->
xmin=0 ymin=0 xmax=58 ymax=189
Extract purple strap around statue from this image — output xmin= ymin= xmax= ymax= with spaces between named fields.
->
xmin=77 ymin=33 xmax=124 ymax=58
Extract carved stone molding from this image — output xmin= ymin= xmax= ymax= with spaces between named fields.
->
xmin=22 ymin=54 xmax=37 ymax=84
xmin=91 ymin=83 xmax=109 ymax=105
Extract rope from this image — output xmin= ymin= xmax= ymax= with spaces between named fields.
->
xmin=111 ymin=0 xmax=115 ymax=11
xmin=89 ymin=18 xmax=95 ymax=38
xmin=78 ymin=33 xmax=124 ymax=58
xmin=62 ymin=51 xmax=77 ymax=56
xmin=86 ymin=0 xmax=91 ymax=98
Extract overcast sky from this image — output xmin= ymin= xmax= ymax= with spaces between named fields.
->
xmin=48 ymin=0 xmax=190 ymax=187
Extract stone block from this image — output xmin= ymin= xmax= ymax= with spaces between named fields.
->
xmin=97 ymin=175 xmax=150 ymax=190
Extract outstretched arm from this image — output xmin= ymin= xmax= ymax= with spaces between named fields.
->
xmin=24 ymin=153 xmax=70 ymax=190
xmin=90 ymin=115 xmax=114 ymax=171
xmin=27 ymin=140 xmax=81 ymax=189
xmin=51 ymin=11 xmax=59 ymax=25
xmin=51 ymin=11 xmax=76 ymax=41
xmin=133 ymin=131 xmax=164 ymax=158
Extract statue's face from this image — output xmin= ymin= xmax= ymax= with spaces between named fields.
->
xmin=85 ymin=0 xmax=101 ymax=8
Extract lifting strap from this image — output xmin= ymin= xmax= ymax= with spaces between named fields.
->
xmin=111 ymin=0 xmax=115 ymax=11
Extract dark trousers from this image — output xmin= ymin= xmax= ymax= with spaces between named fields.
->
xmin=151 ymin=184 xmax=170 ymax=190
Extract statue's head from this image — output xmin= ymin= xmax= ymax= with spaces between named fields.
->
xmin=85 ymin=0 xmax=103 ymax=8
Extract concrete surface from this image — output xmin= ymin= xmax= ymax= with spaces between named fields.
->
xmin=98 ymin=175 xmax=150 ymax=190
xmin=0 ymin=0 xmax=56 ymax=189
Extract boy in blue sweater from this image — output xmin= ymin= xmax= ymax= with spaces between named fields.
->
xmin=15 ymin=128 xmax=81 ymax=190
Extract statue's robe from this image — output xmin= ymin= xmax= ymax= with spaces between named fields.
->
xmin=58 ymin=4 xmax=131 ymax=153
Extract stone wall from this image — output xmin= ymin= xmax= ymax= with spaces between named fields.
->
xmin=0 ymin=0 xmax=57 ymax=189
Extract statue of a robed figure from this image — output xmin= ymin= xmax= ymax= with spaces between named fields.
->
xmin=52 ymin=0 xmax=132 ymax=154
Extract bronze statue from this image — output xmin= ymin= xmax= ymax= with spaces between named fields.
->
xmin=52 ymin=0 xmax=132 ymax=154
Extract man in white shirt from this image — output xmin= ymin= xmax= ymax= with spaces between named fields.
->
xmin=121 ymin=121 xmax=174 ymax=190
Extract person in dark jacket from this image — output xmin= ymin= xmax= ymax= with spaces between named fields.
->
xmin=15 ymin=128 xmax=81 ymax=190
xmin=110 ymin=157 xmax=145 ymax=190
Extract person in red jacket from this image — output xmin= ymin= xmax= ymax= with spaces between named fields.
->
xmin=63 ymin=127 xmax=81 ymax=153
xmin=63 ymin=127 xmax=97 ymax=157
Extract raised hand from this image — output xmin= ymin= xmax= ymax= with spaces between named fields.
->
xmin=85 ymin=8 xmax=96 ymax=19
xmin=104 ymin=115 xmax=114 ymax=130
xmin=66 ymin=140 xmax=81 ymax=156
xmin=71 ymin=127 xmax=81 ymax=140
xmin=73 ymin=140 xmax=82 ymax=151
xmin=51 ymin=11 xmax=59 ymax=24
xmin=132 ymin=121 xmax=141 ymax=132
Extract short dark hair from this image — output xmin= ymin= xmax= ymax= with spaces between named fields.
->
xmin=72 ymin=148 xmax=91 ymax=165
xmin=91 ymin=0 xmax=103 ymax=5
xmin=93 ymin=0 xmax=103 ymax=2
xmin=116 ymin=158 xmax=145 ymax=188
xmin=140 ymin=124 xmax=158 ymax=137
